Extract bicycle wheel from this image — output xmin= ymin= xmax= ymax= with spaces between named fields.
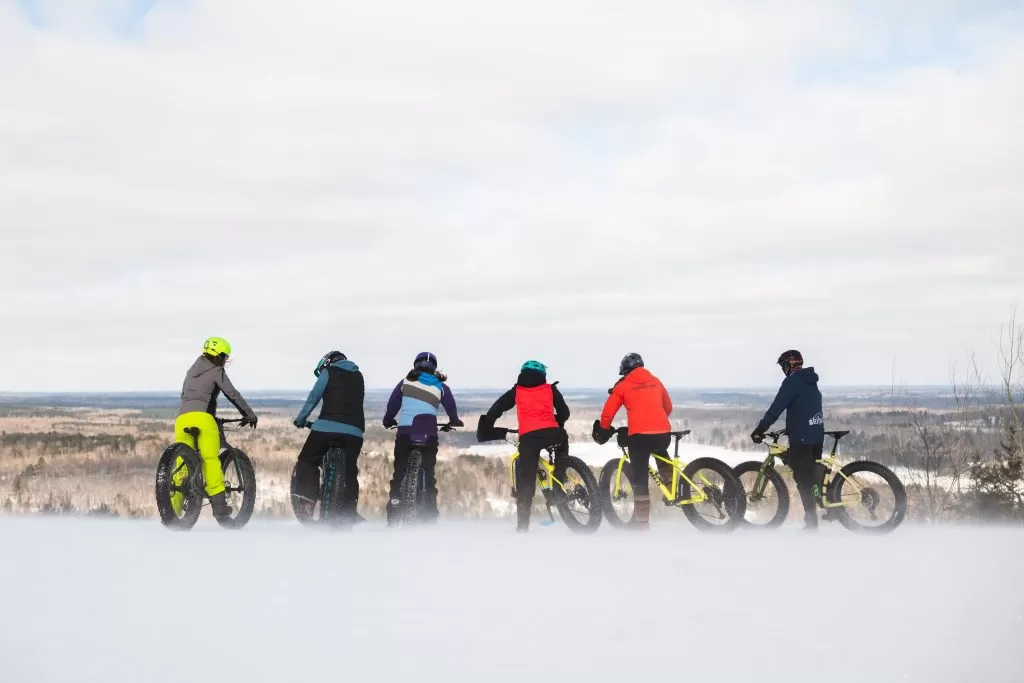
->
xmin=598 ymin=458 xmax=635 ymax=527
xmin=216 ymin=449 xmax=256 ymax=530
xmin=555 ymin=456 xmax=602 ymax=534
xmin=397 ymin=450 xmax=423 ymax=527
xmin=321 ymin=447 xmax=348 ymax=527
xmin=827 ymin=461 xmax=907 ymax=534
xmin=155 ymin=443 xmax=204 ymax=530
xmin=678 ymin=457 xmax=745 ymax=533
xmin=733 ymin=461 xmax=789 ymax=529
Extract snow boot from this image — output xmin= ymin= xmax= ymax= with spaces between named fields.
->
xmin=633 ymin=494 xmax=651 ymax=530
xmin=210 ymin=492 xmax=233 ymax=519
xmin=516 ymin=500 xmax=531 ymax=532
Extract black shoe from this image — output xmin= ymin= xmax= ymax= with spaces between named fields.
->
xmin=210 ymin=492 xmax=233 ymax=519
xmin=822 ymin=509 xmax=839 ymax=522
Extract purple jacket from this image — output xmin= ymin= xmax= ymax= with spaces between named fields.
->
xmin=383 ymin=370 xmax=460 ymax=443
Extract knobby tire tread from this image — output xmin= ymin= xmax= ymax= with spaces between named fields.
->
xmin=679 ymin=456 xmax=745 ymax=533
xmin=399 ymin=451 xmax=423 ymax=527
xmin=598 ymin=458 xmax=635 ymax=527
xmin=215 ymin=449 xmax=256 ymax=530
xmin=555 ymin=455 xmax=602 ymax=534
xmin=155 ymin=443 xmax=204 ymax=530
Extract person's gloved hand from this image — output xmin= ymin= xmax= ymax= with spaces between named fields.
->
xmin=242 ymin=415 xmax=258 ymax=429
xmin=383 ymin=418 xmax=398 ymax=429
xmin=592 ymin=419 xmax=615 ymax=445
xmin=293 ymin=418 xmax=306 ymax=429
xmin=750 ymin=429 xmax=765 ymax=444
xmin=449 ymin=418 xmax=465 ymax=428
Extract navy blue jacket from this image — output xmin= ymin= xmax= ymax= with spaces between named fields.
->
xmin=756 ymin=367 xmax=824 ymax=445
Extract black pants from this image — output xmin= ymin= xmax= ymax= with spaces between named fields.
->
xmin=788 ymin=443 xmax=824 ymax=527
xmin=294 ymin=431 xmax=363 ymax=515
xmin=389 ymin=436 xmax=440 ymax=521
xmin=515 ymin=427 xmax=568 ymax=518
xmin=627 ymin=433 xmax=671 ymax=496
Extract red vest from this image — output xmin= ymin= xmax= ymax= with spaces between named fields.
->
xmin=515 ymin=384 xmax=558 ymax=435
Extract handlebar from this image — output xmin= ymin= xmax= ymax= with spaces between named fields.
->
xmin=765 ymin=430 xmax=786 ymax=443
xmin=384 ymin=423 xmax=458 ymax=432
xmin=217 ymin=418 xmax=246 ymax=425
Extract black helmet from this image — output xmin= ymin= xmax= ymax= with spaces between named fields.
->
xmin=619 ymin=352 xmax=644 ymax=376
xmin=414 ymin=352 xmax=438 ymax=373
xmin=314 ymin=350 xmax=347 ymax=377
xmin=777 ymin=349 xmax=803 ymax=374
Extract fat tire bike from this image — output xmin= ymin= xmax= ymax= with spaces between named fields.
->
xmin=155 ymin=418 xmax=256 ymax=530
xmin=734 ymin=429 xmax=907 ymax=533
xmin=599 ymin=427 xmax=745 ymax=532
xmin=290 ymin=423 xmax=361 ymax=528
xmin=388 ymin=423 xmax=456 ymax=528
xmin=492 ymin=426 xmax=601 ymax=534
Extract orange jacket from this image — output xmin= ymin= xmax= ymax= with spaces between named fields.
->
xmin=599 ymin=367 xmax=673 ymax=435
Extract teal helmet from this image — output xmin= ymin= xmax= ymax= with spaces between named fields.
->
xmin=521 ymin=360 xmax=547 ymax=374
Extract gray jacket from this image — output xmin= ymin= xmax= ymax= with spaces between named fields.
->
xmin=178 ymin=356 xmax=256 ymax=419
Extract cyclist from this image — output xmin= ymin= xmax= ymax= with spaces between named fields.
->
xmin=480 ymin=360 xmax=570 ymax=533
xmin=176 ymin=337 xmax=257 ymax=519
xmin=750 ymin=349 xmax=825 ymax=530
xmin=292 ymin=351 xmax=366 ymax=522
xmin=382 ymin=352 xmax=463 ymax=525
xmin=593 ymin=353 xmax=672 ymax=530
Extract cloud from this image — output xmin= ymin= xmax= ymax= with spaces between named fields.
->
xmin=0 ymin=1 xmax=1022 ymax=391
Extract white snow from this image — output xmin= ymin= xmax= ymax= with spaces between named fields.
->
xmin=1 ymin=517 xmax=1022 ymax=683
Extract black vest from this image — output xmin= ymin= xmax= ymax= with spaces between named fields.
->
xmin=319 ymin=366 xmax=365 ymax=431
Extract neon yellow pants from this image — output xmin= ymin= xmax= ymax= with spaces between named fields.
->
xmin=174 ymin=412 xmax=226 ymax=505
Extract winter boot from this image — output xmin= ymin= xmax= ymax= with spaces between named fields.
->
xmin=210 ymin=492 xmax=233 ymax=519
xmin=633 ymin=494 xmax=651 ymax=530
xmin=516 ymin=499 xmax=531 ymax=533
xmin=386 ymin=499 xmax=400 ymax=528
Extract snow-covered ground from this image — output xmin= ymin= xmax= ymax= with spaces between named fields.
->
xmin=1 ymin=517 xmax=1022 ymax=683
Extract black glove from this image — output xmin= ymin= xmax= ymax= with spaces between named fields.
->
xmin=293 ymin=418 xmax=306 ymax=429
xmin=750 ymin=429 xmax=764 ymax=444
xmin=242 ymin=415 xmax=258 ymax=429
xmin=383 ymin=418 xmax=398 ymax=429
xmin=449 ymin=418 xmax=465 ymax=428
xmin=592 ymin=419 xmax=615 ymax=445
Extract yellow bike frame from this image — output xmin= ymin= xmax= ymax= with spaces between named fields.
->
xmin=608 ymin=444 xmax=714 ymax=507
xmin=758 ymin=440 xmax=859 ymax=509
xmin=507 ymin=449 xmax=569 ymax=497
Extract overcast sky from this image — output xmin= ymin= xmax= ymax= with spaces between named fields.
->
xmin=1 ymin=0 xmax=1022 ymax=392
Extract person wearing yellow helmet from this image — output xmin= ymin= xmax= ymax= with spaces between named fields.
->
xmin=174 ymin=336 xmax=258 ymax=519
